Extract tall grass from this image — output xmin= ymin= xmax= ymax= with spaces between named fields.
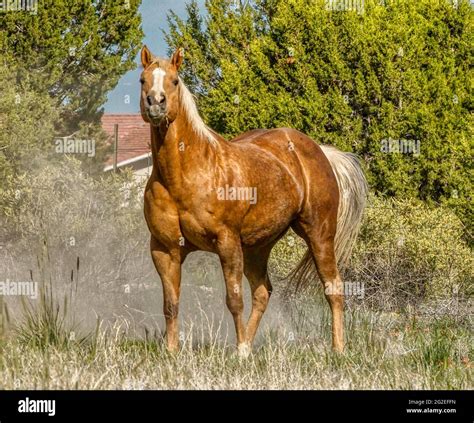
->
xmin=13 ymin=239 xmax=89 ymax=350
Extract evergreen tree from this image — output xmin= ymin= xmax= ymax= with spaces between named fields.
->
xmin=0 ymin=0 xmax=143 ymax=133
xmin=166 ymin=0 xmax=473 ymax=236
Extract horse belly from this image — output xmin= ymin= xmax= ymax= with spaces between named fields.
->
xmin=240 ymin=203 xmax=295 ymax=247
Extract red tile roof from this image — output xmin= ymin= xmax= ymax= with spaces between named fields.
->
xmin=102 ymin=114 xmax=151 ymax=166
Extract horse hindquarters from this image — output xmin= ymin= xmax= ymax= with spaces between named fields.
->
xmin=291 ymin=144 xmax=368 ymax=352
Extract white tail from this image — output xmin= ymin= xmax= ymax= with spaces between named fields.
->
xmin=320 ymin=145 xmax=368 ymax=269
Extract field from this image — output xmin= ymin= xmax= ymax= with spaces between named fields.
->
xmin=0 ymin=247 xmax=472 ymax=390
xmin=0 ymin=163 xmax=472 ymax=390
xmin=0 ymin=297 xmax=472 ymax=390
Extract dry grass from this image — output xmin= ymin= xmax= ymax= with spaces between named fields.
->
xmin=0 ymin=294 xmax=472 ymax=390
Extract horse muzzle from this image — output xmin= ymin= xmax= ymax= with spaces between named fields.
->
xmin=147 ymin=105 xmax=166 ymax=123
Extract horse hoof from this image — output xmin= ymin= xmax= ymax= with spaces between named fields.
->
xmin=166 ymin=343 xmax=180 ymax=354
xmin=237 ymin=342 xmax=251 ymax=359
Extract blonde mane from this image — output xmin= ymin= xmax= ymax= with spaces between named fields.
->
xmin=178 ymin=79 xmax=218 ymax=145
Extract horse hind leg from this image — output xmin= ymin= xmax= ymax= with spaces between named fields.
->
xmin=313 ymin=237 xmax=344 ymax=352
xmin=293 ymin=220 xmax=344 ymax=352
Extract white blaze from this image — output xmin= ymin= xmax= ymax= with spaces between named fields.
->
xmin=151 ymin=68 xmax=166 ymax=101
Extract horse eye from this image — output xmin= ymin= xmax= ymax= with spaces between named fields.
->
xmin=173 ymin=79 xmax=179 ymax=86
xmin=140 ymin=78 xmax=145 ymax=84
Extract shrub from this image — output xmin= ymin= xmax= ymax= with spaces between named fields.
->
xmin=350 ymin=195 xmax=473 ymax=303
xmin=270 ymin=195 xmax=473 ymax=305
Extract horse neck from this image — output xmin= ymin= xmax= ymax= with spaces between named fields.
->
xmin=149 ymin=110 xmax=220 ymax=194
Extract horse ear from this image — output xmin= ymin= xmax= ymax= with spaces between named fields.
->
xmin=141 ymin=45 xmax=153 ymax=68
xmin=171 ymin=47 xmax=185 ymax=71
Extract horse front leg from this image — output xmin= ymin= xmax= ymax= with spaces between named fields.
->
xmin=150 ymin=236 xmax=182 ymax=352
xmin=216 ymin=231 xmax=248 ymax=357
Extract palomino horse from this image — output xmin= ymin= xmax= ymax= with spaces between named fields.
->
xmin=140 ymin=46 xmax=367 ymax=356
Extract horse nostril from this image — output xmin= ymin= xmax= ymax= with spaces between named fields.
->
xmin=146 ymin=95 xmax=153 ymax=106
xmin=159 ymin=95 xmax=166 ymax=105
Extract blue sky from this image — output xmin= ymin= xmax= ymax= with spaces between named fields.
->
xmin=104 ymin=0 xmax=206 ymax=113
